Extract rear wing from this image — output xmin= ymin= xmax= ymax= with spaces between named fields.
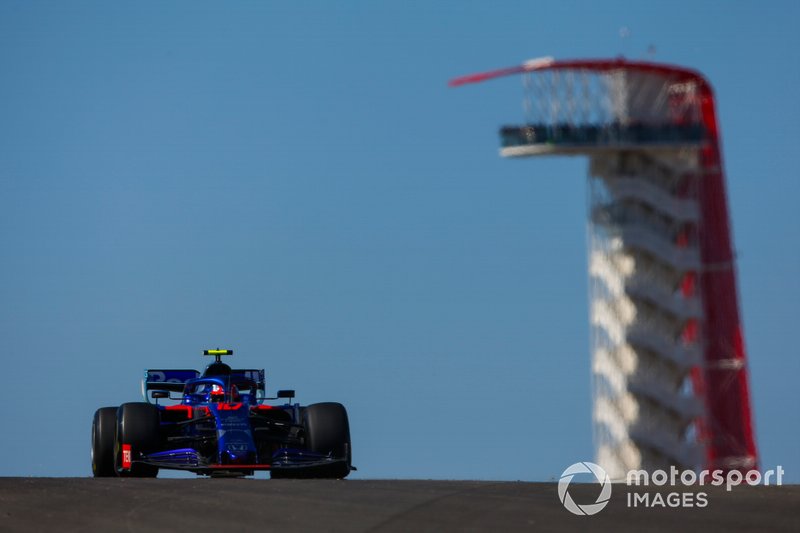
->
xmin=142 ymin=368 xmax=266 ymax=400
xmin=231 ymin=369 xmax=266 ymax=392
xmin=143 ymin=369 xmax=201 ymax=394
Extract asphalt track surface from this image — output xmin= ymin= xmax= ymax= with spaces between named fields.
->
xmin=0 ymin=478 xmax=797 ymax=532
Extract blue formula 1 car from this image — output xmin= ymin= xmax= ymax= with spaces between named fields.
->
xmin=91 ymin=350 xmax=353 ymax=479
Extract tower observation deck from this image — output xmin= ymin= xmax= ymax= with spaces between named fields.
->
xmin=451 ymin=58 xmax=757 ymax=478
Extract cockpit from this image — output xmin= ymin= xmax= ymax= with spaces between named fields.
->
xmin=183 ymin=376 xmax=258 ymax=405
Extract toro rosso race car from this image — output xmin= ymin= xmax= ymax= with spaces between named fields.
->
xmin=91 ymin=349 xmax=353 ymax=478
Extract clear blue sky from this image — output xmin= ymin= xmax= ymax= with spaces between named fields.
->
xmin=1 ymin=1 xmax=797 ymax=481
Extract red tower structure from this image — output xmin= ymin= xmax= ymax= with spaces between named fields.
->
xmin=451 ymin=58 xmax=757 ymax=475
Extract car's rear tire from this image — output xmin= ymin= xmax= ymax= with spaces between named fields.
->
xmin=92 ymin=407 xmax=117 ymax=477
xmin=115 ymin=402 xmax=160 ymax=478
xmin=302 ymin=402 xmax=351 ymax=479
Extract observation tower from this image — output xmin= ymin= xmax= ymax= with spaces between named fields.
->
xmin=450 ymin=57 xmax=757 ymax=478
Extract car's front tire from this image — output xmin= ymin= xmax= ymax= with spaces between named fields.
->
xmin=302 ymin=402 xmax=352 ymax=479
xmin=92 ymin=407 xmax=117 ymax=477
xmin=115 ymin=402 xmax=160 ymax=478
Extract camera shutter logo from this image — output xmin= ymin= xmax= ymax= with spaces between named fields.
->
xmin=558 ymin=462 xmax=612 ymax=516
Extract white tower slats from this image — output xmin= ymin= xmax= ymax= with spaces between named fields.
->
xmin=589 ymin=148 xmax=703 ymax=479
xmin=603 ymin=178 xmax=700 ymax=222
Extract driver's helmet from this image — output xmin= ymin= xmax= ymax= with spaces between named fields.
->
xmin=207 ymin=384 xmax=225 ymax=403
xmin=230 ymin=385 xmax=240 ymax=402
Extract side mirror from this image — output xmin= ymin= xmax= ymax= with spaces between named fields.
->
xmin=152 ymin=391 xmax=169 ymax=399
xmin=276 ymin=390 xmax=295 ymax=399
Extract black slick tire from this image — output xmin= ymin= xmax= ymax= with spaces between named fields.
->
xmin=91 ymin=407 xmax=117 ymax=477
xmin=115 ymin=402 xmax=160 ymax=478
xmin=302 ymin=402 xmax=351 ymax=479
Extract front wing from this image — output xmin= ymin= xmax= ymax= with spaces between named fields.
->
xmin=129 ymin=447 xmax=348 ymax=476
